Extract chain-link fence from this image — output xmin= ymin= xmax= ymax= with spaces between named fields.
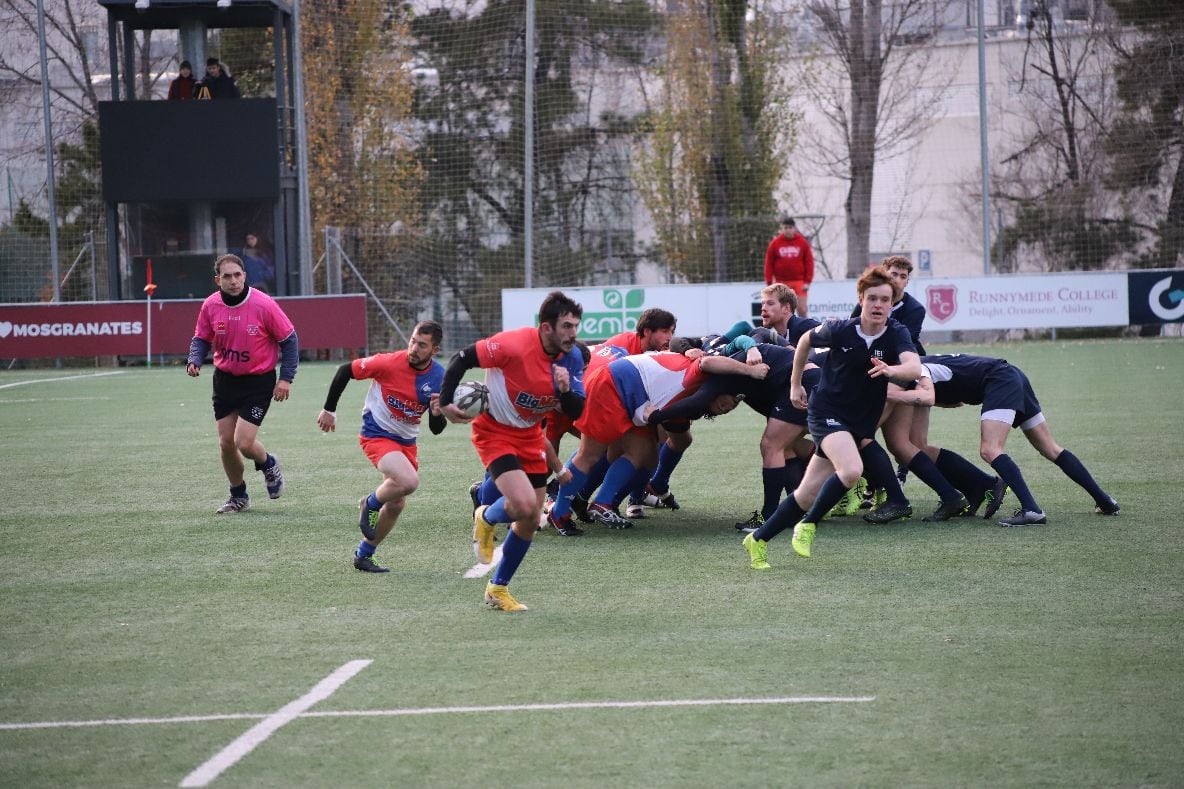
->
xmin=3 ymin=0 xmax=1181 ymax=353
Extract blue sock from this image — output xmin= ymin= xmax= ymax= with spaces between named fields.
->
xmin=254 ymin=453 xmax=275 ymax=472
xmin=908 ymin=452 xmax=961 ymax=502
xmin=761 ymin=466 xmax=785 ymax=520
xmin=1053 ymin=449 xmax=1110 ymax=504
xmin=484 ymin=496 xmax=510 ymax=525
xmin=356 ymin=539 xmax=376 ymax=558
xmin=803 ymin=474 xmax=850 ymax=523
xmin=861 ymin=442 xmax=908 ymax=505
xmin=478 ymin=473 xmax=500 ymax=506
xmin=230 ymin=482 xmax=247 ymax=499
xmin=649 ymin=444 xmax=684 ymax=493
xmin=596 ymin=457 xmax=637 ymax=506
xmin=580 ymin=456 xmax=610 ymax=500
xmin=990 ymin=454 xmax=1040 ymax=513
xmin=753 ymin=492 xmax=805 ymax=542
xmin=492 ymin=529 xmax=531 ymax=586
xmin=551 ymin=462 xmax=589 ymax=519
xmin=366 ymin=491 xmax=381 ymax=511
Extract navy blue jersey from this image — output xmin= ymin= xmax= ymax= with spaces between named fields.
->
xmin=808 ymin=317 xmax=916 ymax=439
xmin=922 ymin=354 xmax=1042 ymax=425
xmin=852 ymin=291 xmax=926 ymax=354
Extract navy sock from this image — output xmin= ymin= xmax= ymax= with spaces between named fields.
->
xmin=935 ymin=448 xmax=994 ymax=496
xmin=620 ymin=465 xmax=652 ymax=507
xmin=596 ymin=457 xmax=637 ymax=506
xmin=754 ymin=492 xmax=805 ymax=542
xmin=783 ymin=457 xmax=806 ymax=495
xmin=356 ymin=539 xmax=376 ymax=558
xmin=908 ymin=452 xmax=962 ymax=502
xmin=990 ymin=454 xmax=1040 ymax=512
xmin=484 ymin=496 xmax=509 ymax=525
xmin=1053 ymin=449 xmax=1110 ymax=505
xmin=492 ymin=529 xmax=531 ymax=586
xmin=478 ymin=474 xmax=499 ymax=506
xmin=803 ymin=474 xmax=850 ymax=523
xmin=230 ymin=482 xmax=247 ymax=499
xmin=761 ymin=466 xmax=785 ymax=520
xmin=861 ymin=442 xmax=908 ymax=505
xmin=254 ymin=454 xmax=275 ymax=472
xmin=551 ymin=462 xmax=588 ymax=519
xmin=649 ymin=443 xmax=684 ymax=493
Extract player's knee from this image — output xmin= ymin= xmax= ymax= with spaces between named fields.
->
xmin=503 ymin=495 xmax=537 ymax=523
xmin=979 ymin=445 xmax=1001 ymax=464
xmin=836 ymin=467 xmax=863 ymax=489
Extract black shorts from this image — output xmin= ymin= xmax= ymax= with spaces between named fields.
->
xmin=212 ymin=368 xmax=275 ymax=425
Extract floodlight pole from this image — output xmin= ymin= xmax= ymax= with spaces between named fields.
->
xmin=977 ymin=0 xmax=992 ymax=276
xmin=35 ymin=0 xmax=61 ymax=301
xmin=523 ymin=0 xmax=535 ymax=289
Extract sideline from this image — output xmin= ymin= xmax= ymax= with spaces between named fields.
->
xmin=0 ymin=371 xmax=127 ymax=390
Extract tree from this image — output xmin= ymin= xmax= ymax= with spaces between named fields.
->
xmin=300 ymin=0 xmax=423 ymax=347
xmin=795 ymin=0 xmax=954 ymax=276
xmin=409 ymin=0 xmax=657 ymax=334
xmin=633 ymin=0 xmax=793 ymax=284
xmin=985 ymin=1 xmax=1134 ymax=272
xmin=1105 ymin=0 xmax=1184 ymax=268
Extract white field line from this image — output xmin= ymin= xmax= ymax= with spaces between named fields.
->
xmin=0 ymin=371 xmax=126 ymax=390
xmin=178 ymin=659 xmax=371 ymax=788
xmin=0 ymin=694 xmax=875 ymax=733
xmin=462 ymin=543 xmax=504 ymax=579
xmin=304 ymin=696 xmax=877 ymax=717
xmin=0 ymin=396 xmax=112 ymax=404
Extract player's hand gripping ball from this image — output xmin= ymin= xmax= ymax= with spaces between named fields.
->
xmin=452 ymin=381 xmax=490 ymax=418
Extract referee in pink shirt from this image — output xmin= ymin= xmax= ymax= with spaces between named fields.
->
xmin=187 ymin=253 xmax=299 ymax=514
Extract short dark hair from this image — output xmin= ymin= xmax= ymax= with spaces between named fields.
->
xmin=214 ymin=253 xmax=244 ymax=275
xmin=779 ymin=215 xmax=795 ymax=226
xmin=635 ymin=308 xmax=676 ymax=336
xmin=881 ymin=254 xmax=914 ymax=274
xmin=207 ymin=57 xmax=220 ymax=67
xmin=412 ymin=320 xmax=443 ymax=347
xmin=669 ymin=336 xmax=700 ymax=355
xmin=180 ymin=60 xmax=192 ymax=70
xmin=538 ymin=290 xmax=583 ymax=327
xmin=573 ymin=339 xmax=592 ymax=364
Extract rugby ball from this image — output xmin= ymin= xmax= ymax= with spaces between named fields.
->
xmin=453 ymin=380 xmax=490 ymax=418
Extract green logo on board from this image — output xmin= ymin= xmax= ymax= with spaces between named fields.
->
xmin=581 ymin=288 xmax=646 ymax=338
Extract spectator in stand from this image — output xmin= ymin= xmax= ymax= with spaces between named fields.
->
xmin=764 ymin=215 xmax=815 ymax=318
xmin=195 ymin=58 xmax=239 ymax=100
xmin=240 ymin=232 xmax=275 ymax=293
xmin=168 ymin=60 xmax=196 ymax=101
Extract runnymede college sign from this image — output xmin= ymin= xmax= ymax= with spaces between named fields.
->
xmin=501 ymin=270 xmax=1168 ymax=338
xmin=0 ymin=294 xmax=368 ymax=359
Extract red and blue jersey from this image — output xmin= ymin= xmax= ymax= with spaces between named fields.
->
xmin=193 ymin=288 xmax=294 ymax=376
xmin=607 ymin=351 xmax=705 ymax=425
xmin=474 ymin=326 xmax=585 ymax=430
xmin=351 ymin=350 xmax=444 ymax=445
xmin=586 ymin=341 xmax=631 ymax=374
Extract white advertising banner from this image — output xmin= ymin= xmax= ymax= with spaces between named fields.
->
xmin=916 ymin=273 xmax=1128 ymax=332
xmin=501 ymin=272 xmax=1130 ymax=337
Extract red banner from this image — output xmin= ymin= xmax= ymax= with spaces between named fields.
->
xmin=0 ymin=295 xmax=368 ymax=359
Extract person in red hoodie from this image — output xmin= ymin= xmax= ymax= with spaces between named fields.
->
xmin=763 ymin=215 xmax=815 ymax=317
xmin=167 ymin=61 xmax=196 ymax=100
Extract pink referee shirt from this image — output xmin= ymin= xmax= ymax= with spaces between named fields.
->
xmin=193 ymin=288 xmax=295 ymax=376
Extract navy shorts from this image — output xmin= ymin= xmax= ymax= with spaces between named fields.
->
xmin=981 ymin=365 xmax=1042 ymax=427
xmin=212 ymin=368 xmax=276 ymax=425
